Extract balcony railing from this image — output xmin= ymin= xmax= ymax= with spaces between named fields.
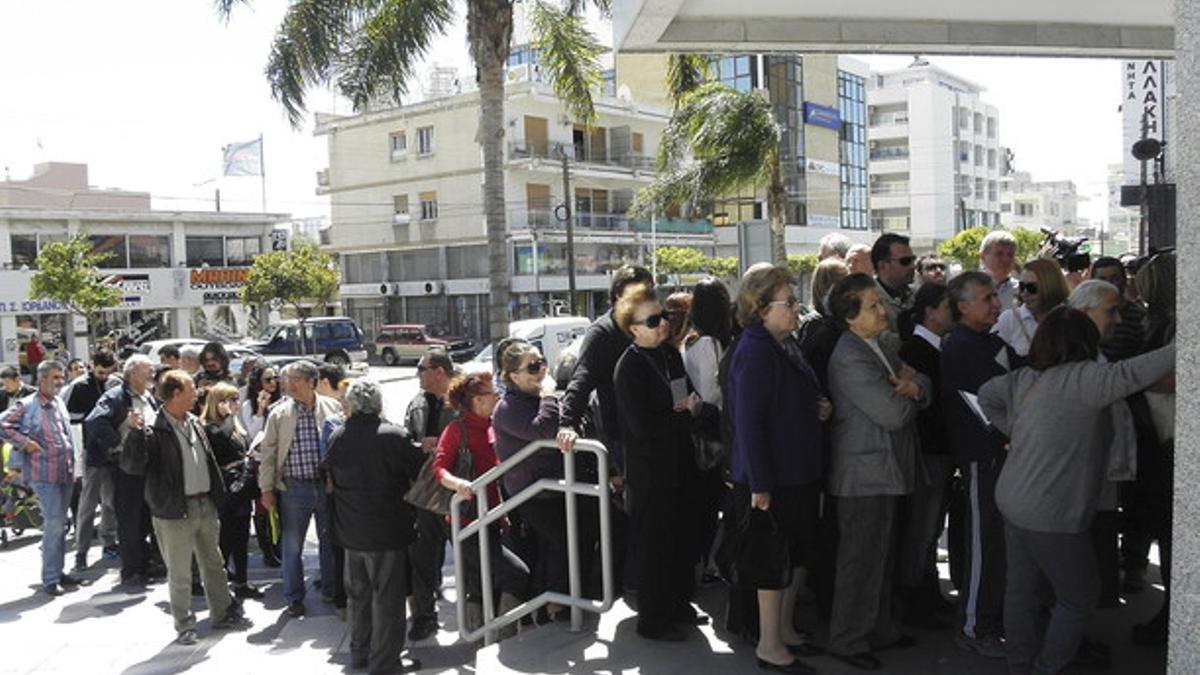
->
xmin=869 ymin=112 xmax=909 ymax=126
xmin=872 ymin=216 xmax=912 ymax=231
xmin=870 ymin=147 xmax=910 ymax=160
xmin=870 ymin=182 xmax=910 ymax=196
xmin=508 ymin=209 xmax=714 ymax=235
xmin=508 ymin=141 xmax=655 ymax=171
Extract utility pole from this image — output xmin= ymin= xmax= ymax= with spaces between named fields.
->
xmin=557 ymin=145 xmax=577 ymax=314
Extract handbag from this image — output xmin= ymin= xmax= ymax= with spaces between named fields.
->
xmin=692 ymin=339 xmax=727 ymax=471
xmin=404 ymin=420 xmax=475 ymax=517
xmin=223 ymin=455 xmax=259 ymax=502
xmin=716 ymin=497 xmax=792 ymax=590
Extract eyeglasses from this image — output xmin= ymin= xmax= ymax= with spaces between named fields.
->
xmin=522 ymin=359 xmax=546 ymax=374
xmin=633 ymin=311 xmax=671 ymax=329
xmin=891 ymin=256 xmax=916 ymax=266
xmin=416 ymin=364 xmax=438 ymax=373
xmin=1018 ymin=282 xmax=1039 ymax=294
xmin=923 ymin=263 xmax=946 ymax=272
xmin=262 ymin=376 xmax=278 ymax=383
xmin=767 ymin=296 xmax=800 ymax=309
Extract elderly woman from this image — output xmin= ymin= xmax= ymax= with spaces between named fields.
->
xmin=322 ymin=378 xmax=425 ymax=674
xmin=613 ymin=283 xmax=708 ymax=642
xmin=493 ymin=340 xmax=598 ymax=611
xmin=727 ymin=265 xmax=828 ymax=673
xmin=993 ymin=258 xmax=1069 ymax=356
xmin=825 ymin=272 xmax=930 ymax=671
xmin=978 ymin=307 xmax=1174 ymax=674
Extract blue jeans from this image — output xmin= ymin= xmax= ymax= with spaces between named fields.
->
xmin=31 ymin=481 xmax=73 ymax=587
xmin=279 ymin=480 xmax=333 ymax=603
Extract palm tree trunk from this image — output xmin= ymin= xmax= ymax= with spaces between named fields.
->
xmin=767 ymin=149 xmax=787 ymax=266
xmin=469 ymin=0 xmax=514 ymax=343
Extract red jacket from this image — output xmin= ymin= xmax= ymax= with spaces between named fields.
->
xmin=434 ymin=411 xmax=502 ymax=510
xmin=26 ymin=340 xmax=45 ymax=366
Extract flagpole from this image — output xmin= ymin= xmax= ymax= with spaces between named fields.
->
xmin=259 ymin=133 xmax=267 ymax=213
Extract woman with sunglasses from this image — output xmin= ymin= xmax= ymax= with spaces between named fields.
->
xmin=613 ymin=283 xmax=710 ymax=642
xmin=493 ymin=340 xmax=598 ymax=615
xmin=240 ymin=365 xmax=282 ymax=440
xmin=994 ymin=258 xmax=1069 ymax=357
xmin=728 ymin=264 xmax=827 ymax=674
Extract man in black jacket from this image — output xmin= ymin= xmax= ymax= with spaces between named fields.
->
xmin=940 ymin=271 xmax=1009 ymax=659
xmin=67 ymin=350 xmax=120 ymax=569
xmin=556 ymin=264 xmax=654 ymax=466
xmin=0 ymin=366 xmax=35 ymax=411
xmin=323 ymin=378 xmax=425 ymax=674
xmin=85 ymin=355 xmax=163 ymax=584
xmin=897 ymin=282 xmax=955 ymax=628
xmin=122 ymin=370 xmax=250 ymax=645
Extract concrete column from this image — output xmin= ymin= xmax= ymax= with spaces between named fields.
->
xmin=1172 ymin=1 xmax=1199 ymax=672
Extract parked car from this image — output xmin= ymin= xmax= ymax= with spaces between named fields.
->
xmin=139 ymin=338 xmax=206 ymax=364
xmin=242 ymin=317 xmax=368 ymax=366
xmin=375 ymin=324 xmax=475 ymax=366
xmin=461 ymin=316 xmax=590 ymax=382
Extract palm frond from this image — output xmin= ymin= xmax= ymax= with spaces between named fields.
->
xmin=264 ymin=0 xmax=354 ymax=127
xmin=665 ymin=54 xmax=712 ymax=106
xmin=337 ymin=0 xmax=456 ymax=111
xmin=213 ymin=0 xmax=248 ymax=23
xmin=562 ymin=0 xmax=611 ymax=18
xmin=530 ymin=0 xmax=603 ymax=126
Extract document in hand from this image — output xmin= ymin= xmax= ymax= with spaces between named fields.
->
xmin=959 ymin=390 xmax=992 ymax=428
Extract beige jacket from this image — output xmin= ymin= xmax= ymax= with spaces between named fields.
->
xmin=258 ymin=394 xmax=343 ymax=492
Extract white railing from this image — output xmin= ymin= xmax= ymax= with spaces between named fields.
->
xmin=450 ymin=438 xmax=613 ymax=646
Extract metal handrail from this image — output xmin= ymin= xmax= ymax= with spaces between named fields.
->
xmin=450 ymin=438 xmax=612 ymax=645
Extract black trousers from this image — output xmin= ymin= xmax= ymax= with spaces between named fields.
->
xmin=627 ymin=470 xmax=693 ymax=638
xmin=959 ymin=456 xmax=1006 ymax=639
xmin=218 ymin=500 xmax=252 ymax=585
xmin=518 ymin=493 xmax=599 ymax=598
xmin=897 ymin=455 xmax=955 ymax=605
xmin=1089 ymin=509 xmax=1121 ymax=607
xmin=114 ymin=467 xmax=154 ymax=579
xmin=346 ymin=548 xmax=408 ymax=674
xmin=407 ymin=508 xmax=447 ymax=620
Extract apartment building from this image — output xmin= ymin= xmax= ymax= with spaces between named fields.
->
xmin=317 ymin=68 xmax=714 ymax=343
xmin=868 ymin=59 xmax=1005 ymax=250
xmin=999 ymin=171 xmax=1081 ymax=234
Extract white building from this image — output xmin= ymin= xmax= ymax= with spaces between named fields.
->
xmin=316 ymin=68 xmax=715 ymax=342
xmin=999 ymin=171 xmax=1080 ymax=233
xmin=0 ymin=162 xmax=289 ymax=365
xmin=867 ymin=59 xmax=1004 ymax=250
xmin=1106 ymin=163 xmax=1141 ymax=254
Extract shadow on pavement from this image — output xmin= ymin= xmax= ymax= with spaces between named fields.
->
xmin=0 ymin=588 xmax=55 ymax=623
xmin=55 ymin=587 xmax=147 ymax=623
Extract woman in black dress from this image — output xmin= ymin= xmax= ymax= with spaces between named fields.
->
xmin=201 ymin=382 xmax=262 ymax=599
xmin=613 ymin=283 xmax=708 ymax=642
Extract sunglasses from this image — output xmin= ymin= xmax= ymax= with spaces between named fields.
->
xmin=890 ymin=256 xmax=916 ymax=266
xmin=1019 ymin=282 xmax=1039 ymax=294
xmin=768 ymin=296 xmax=800 ymax=309
xmin=923 ymin=263 xmax=946 ymax=272
xmin=262 ymin=376 xmax=278 ymax=383
xmin=416 ymin=364 xmax=440 ymax=373
xmin=521 ymin=359 xmax=547 ymax=374
xmin=633 ymin=311 xmax=671 ymax=328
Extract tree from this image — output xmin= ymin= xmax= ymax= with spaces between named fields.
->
xmin=786 ymin=253 xmax=819 ymax=278
xmin=938 ymin=226 xmax=1046 ymax=270
xmin=217 ymin=0 xmax=609 ymax=339
xmin=239 ymin=241 xmax=339 ymax=355
xmin=29 ymin=233 xmax=124 ymax=349
xmin=653 ymin=246 xmax=739 ymax=279
xmin=632 ymin=82 xmax=786 ymax=265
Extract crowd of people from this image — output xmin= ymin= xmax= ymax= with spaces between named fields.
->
xmin=0 ymin=227 xmax=1177 ymax=675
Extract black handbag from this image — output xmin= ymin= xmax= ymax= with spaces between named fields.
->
xmin=404 ymin=420 xmax=475 ymax=517
xmin=223 ymin=455 xmax=259 ymax=502
xmin=716 ymin=502 xmax=792 ymax=591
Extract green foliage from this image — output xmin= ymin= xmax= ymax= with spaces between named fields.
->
xmin=653 ymin=246 xmax=738 ymax=278
xmin=28 ymin=233 xmax=123 ymax=320
xmin=787 ymin=254 xmax=819 ymax=278
xmin=666 ymin=54 xmax=713 ymax=106
xmin=239 ymin=240 xmax=339 ymax=318
xmin=938 ymin=226 xmax=1048 ymax=270
xmin=530 ymin=1 xmax=603 ymax=126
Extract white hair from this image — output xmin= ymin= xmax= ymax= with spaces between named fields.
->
xmin=818 ymin=232 xmax=853 ymax=260
xmin=123 ymin=354 xmax=153 ymax=378
xmin=1067 ymin=279 xmax=1120 ymax=311
xmin=345 ymin=378 xmax=383 ymax=417
xmin=979 ymin=230 xmax=1017 ymax=255
xmin=179 ymin=344 xmax=201 ymax=361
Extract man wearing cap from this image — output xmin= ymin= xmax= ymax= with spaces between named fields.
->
xmin=0 ymin=366 xmax=35 ymax=411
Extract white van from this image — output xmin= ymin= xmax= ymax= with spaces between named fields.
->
xmin=462 ymin=316 xmax=591 ymax=377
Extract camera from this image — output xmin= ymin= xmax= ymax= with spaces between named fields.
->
xmin=1040 ymin=228 xmax=1091 ymax=273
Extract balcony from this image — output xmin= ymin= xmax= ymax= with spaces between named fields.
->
xmin=507 ymin=141 xmax=655 ymax=171
xmin=869 ymin=147 xmax=909 ymax=161
xmin=508 ymin=208 xmax=713 ymax=235
xmin=631 ymin=218 xmax=713 ymax=235
xmin=871 ymin=216 xmax=911 ymax=232
xmin=869 ymin=112 xmax=909 ymax=126
xmin=870 ymin=182 xmax=910 ymax=195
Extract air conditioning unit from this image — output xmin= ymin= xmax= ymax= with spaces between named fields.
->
xmin=422 ymin=281 xmax=443 ymax=295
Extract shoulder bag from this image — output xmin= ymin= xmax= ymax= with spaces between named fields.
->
xmin=404 ymin=419 xmax=475 ymax=516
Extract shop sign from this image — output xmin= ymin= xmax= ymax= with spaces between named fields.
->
xmin=203 ymin=291 xmax=241 ymax=305
xmin=190 ymin=267 xmax=249 ymax=290
xmin=805 ymin=159 xmax=840 ymax=177
xmin=803 ymin=102 xmax=842 ymax=130
xmin=807 ymin=213 xmax=841 ymax=228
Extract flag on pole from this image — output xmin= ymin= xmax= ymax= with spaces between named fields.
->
xmin=222 ymin=138 xmax=263 ymax=176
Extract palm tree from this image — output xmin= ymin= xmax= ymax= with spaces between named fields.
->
xmin=633 ymin=75 xmax=787 ymax=265
xmin=216 ymin=0 xmax=608 ymax=340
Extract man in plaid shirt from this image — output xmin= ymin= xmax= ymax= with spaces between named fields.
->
xmin=258 ymin=360 xmax=343 ymax=618
xmin=1 ymin=361 xmax=81 ymax=595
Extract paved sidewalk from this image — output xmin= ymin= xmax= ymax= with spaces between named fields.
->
xmin=0 ymin=524 xmax=1168 ymax=674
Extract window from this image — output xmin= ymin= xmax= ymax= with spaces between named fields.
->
xmin=89 ymin=235 xmax=129 ymax=268
xmin=987 ymin=117 xmax=997 ymax=138
xmin=129 ymin=235 xmax=171 ymax=267
xmin=959 ymin=141 xmax=970 ymax=162
xmin=975 ymin=177 xmax=985 ymax=197
xmin=988 ymin=149 xmax=997 ymax=169
xmin=389 ymin=131 xmax=407 ymax=160
xmin=225 ymin=236 xmax=262 ymax=266
xmin=959 ymin=107 xmax=970 ymax=129
xmin=716 ymin=54 xmax=757 ymax=93
xmin=838 ymin=70 xmax=868 ymax=230
xmin=186 ymin=236 xmax=224 ymax=267
xmin=1016 ymin=202 xmax=1035 ymax=217
xmin=974 ymin=145 xmax=984 ymax=166
xmin=416 ymin=126 xmax=434 ymax=156
xmin=974 ymin=112 xmax=984 ymax=132
xmin=419 ymin=191 xmax=438 ymax=220
xmin=9 ymin=234 xmax=37 ymax=268
xmin=988 ymin=181 xmax=998 ymax=202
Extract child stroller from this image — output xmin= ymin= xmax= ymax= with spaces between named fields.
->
xmin=1 ymin=443 xmax=43 ymax=548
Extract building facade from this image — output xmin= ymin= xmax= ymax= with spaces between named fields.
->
xmin=0 ymin=163 xmax=288 ymax=365
xmin=317 ymin=72 xmax=714 ymax=343
xmin=867 ymin=60 xmax=1004 ymax=250
xmin=999 ymin=171 xmax=1081 ymax=234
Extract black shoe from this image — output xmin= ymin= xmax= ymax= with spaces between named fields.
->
xmin=674 ymin=608 xmax=710 ymax=626
xmin=878 ymin=634 xmax=916 ymax=651
xmin=43 ymin=583 xmax=64 ymax=597
xmin=1122 ymin=569 xmax=1147 ymax=594
xmin=1071 ymin=638 xmax=1112 ymax=670
xmin=638 ymin=626 xmax=686 ymax=642
xmin=58 ymin=574 xmax=82 ymax=587
xmin=212 ymin=612 xmax=254 ymax=631
xmin=175 ymin=629 xmax=199 ymax=645
xmin=830 ymin=651 xmax=882 ymax=670
xmin=756 ymin=657 xmax=816 ymax=674
xmin=73 ymin=558 xmax=88 ymax=572
xmin=286 ymin=600 xmax=306 ymax=617
xmin=407 ymin=615 xmax=439 ymax=642
xmin=787 ymin=643 xmax=825 ymax=657
xmin=233 ymin=583 xmax=264 ymax=600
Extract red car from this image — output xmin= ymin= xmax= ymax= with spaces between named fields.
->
xmin=375 ymin=324 xmax=475 ymax=366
